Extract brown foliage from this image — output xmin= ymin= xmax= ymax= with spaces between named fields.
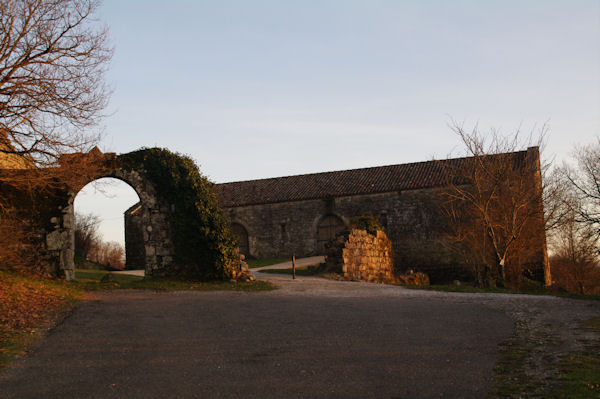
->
xmin=0 ymin=272 xmax=75 ymax=340
xmin=0 ymin=153 xmax=106 ymax=273
xmin=394 ymin=271 xmax=430 ymax=286
xmin=547 ymin=198 xmax=600 ymax=295
xmin=550 ymin=255 xmax=600 ymax=295
xmin=545 ymin=138 xmax=600 ymax=295
xmin=88 ymin=240 xmax=125 ymax=270
xmin=74 ymin=212 xmax=100 ymax=259
xmin=0 ymin=211 xmax=32 ymax=270
xmin=0 ymin=0 xmax=112 ymax=274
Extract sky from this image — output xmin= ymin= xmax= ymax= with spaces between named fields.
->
xmin=75 ymin=0 xmax=600 ymax=246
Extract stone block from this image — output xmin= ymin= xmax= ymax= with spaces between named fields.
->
xmin=146 ymin=245 xmax=155 ymax=256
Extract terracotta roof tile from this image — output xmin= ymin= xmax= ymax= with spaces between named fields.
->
xmin=214 ymin=150 xmax=532 ymax=207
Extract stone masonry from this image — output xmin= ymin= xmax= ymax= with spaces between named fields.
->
xmin=215 ymin=147 xmax=549 ymax=283
xmin=41 ymin=149 xmax=176 ymax=279
xmin=341 ymin=229 xmax=394 ymax=282
xmin=220 ymin=187 xmax=461 ymax=281
xmin=124 ymin=203 xmax=145 ymax=269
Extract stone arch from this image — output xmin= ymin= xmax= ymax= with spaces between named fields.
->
xmin=44 ymin=149 xmax=175 ymax=280
xmin=230 ymin=222 xmax=250 ymax=257
xmin=315 ymin=214 xmax=346 ymax=254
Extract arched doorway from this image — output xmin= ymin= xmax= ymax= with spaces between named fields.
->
xmin=74 ymin=177 xmax=141 ymax=271
xmin=41 ymin=147 xmax=239 ymax=281
xmin=317 ymin=215 xmax=345 ymax=253
xmin=231 ymin=223 xmax=250 ymax=257
xmin=55 ymin=160 xmax=175 ymax=280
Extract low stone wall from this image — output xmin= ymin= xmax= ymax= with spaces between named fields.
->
xmin=341 ymin=229 xmax=394 ymax=282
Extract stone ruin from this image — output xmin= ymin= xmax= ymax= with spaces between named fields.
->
xmin=325 ymin=228 xmax=429 ymax=285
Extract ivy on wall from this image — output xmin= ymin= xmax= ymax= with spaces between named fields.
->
xmin=349 ymin=216 xmax=383 ymax=236
xmin=119 ymin=148 xmax=239 ymax=280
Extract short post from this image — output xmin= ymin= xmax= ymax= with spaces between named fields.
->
xmin=292 ymin=253 xmax=296 ymax=280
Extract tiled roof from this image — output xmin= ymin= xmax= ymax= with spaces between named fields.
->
xmin=214 ymin=149 xmax=532 ymax=207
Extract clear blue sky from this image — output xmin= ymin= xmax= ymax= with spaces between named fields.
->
xmin=76 ymin=0 xmax=600 ymax=246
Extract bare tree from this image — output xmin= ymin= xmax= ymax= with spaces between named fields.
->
xmin=74 ymin=211 xmax=100 ymax=260
xmin=543 ymin=138 xmax=600 ymax=294
xmin=0 ymin=0 xmax=111 ymax=273
xmin=0 ymin=0 xmax=112 ymax=166
xmin=548 ymin=197 xmax=600 ymax=294
xmin=563 ymin=139 xmax=600 ymax=241
xmin=0 ymin=206 xmax=37 ymax=271
xmin=89 ymin=240 xmax=124 ymax=270
xmin=440 ymin=123 xmax=549 ymax=288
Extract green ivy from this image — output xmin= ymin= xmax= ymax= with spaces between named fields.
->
xmin=119 ymin=148 xmax=238 ymax=280
xmin=350 ymin=215 xmax=383 ymax=236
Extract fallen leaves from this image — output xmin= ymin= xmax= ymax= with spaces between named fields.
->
xmin=0 ymin=271 xmax=81 ymax=340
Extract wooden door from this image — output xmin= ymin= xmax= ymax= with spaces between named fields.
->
xmin=317 ymin=215 xmax=345 ymax=253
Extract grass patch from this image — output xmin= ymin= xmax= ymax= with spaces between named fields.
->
xmin=401 ymin=282 xmax=517 ymax=294
xmin=487 ymin=321 xmax=549 ymax=398
xmin=74 ymin=269 xmax=274 ymax=292
xmin=488 ymin=317 xmax=600 ymax=398
xmin=550 ymin=353 xmax=600 ymax=398
xmin=259 ymin=265 xmax=321 ymax=276
xmin=548 ymin=317 xmax=600 ymax=399
xmin=74 ymin=256 xmax=106 ymax=270
xmin=246 ymin=257 xmax=290 ymax=269
xmin=74 ymin=269 xmax=144 ymax=286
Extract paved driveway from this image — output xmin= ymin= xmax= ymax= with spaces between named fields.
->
xmin=2 ymin=268 xmax=596 ymax=399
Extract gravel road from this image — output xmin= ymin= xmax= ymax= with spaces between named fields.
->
xmin=1 ymin=270 xmax=598 ymax=399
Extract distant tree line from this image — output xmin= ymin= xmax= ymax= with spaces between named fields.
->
xmin=546 ymin=139 xmax=600 ymax=294
xmin=74 ymin=212 xmax=125 ymax=270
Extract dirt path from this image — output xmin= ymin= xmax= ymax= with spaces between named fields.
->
xmin=113 ymin=269 xmax=145 ymax=276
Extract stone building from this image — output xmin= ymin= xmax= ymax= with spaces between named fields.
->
xmin=121 ymin=147 xmax=548 ymax=282
xmin=213 ymin=147 xmax=548 ymax=282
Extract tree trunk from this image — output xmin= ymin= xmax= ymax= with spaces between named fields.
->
xmin=496 ymin=258 xmax=506 ymax=288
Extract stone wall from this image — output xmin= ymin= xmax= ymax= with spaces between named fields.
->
xmin=124 ymin=203 xmax=145 ymax=270
xmin=223 ymin=187 xmax=467 ymax=281
xmin=218 ymin=147 xmax=549 ymax=284
xmin=341 ymin=229 xmax=394 ymax=282
xmin=42 ymin=158 xmax=176 ymax=280
xmin=41 ymin=192 xmax=77 ymax=280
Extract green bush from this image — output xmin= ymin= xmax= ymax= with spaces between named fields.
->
xmin=119 ymin=148 xmax=238 ymax=280
xmin=350 ymin=215 xmax=383 ymax=235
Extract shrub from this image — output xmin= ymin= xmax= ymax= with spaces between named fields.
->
xmin=349 ymin=215 xmax=383 ymax=236
xmin=550 ymin=255 xmax=600 ymax=295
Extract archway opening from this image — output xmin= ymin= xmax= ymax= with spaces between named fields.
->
xmin=231 ymin=223 xmax=250 ymax=257
xmin=74 ymin=177 xmax=141 ymax=273
xmin=317 ymin=215 xmax=345 ymax=253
